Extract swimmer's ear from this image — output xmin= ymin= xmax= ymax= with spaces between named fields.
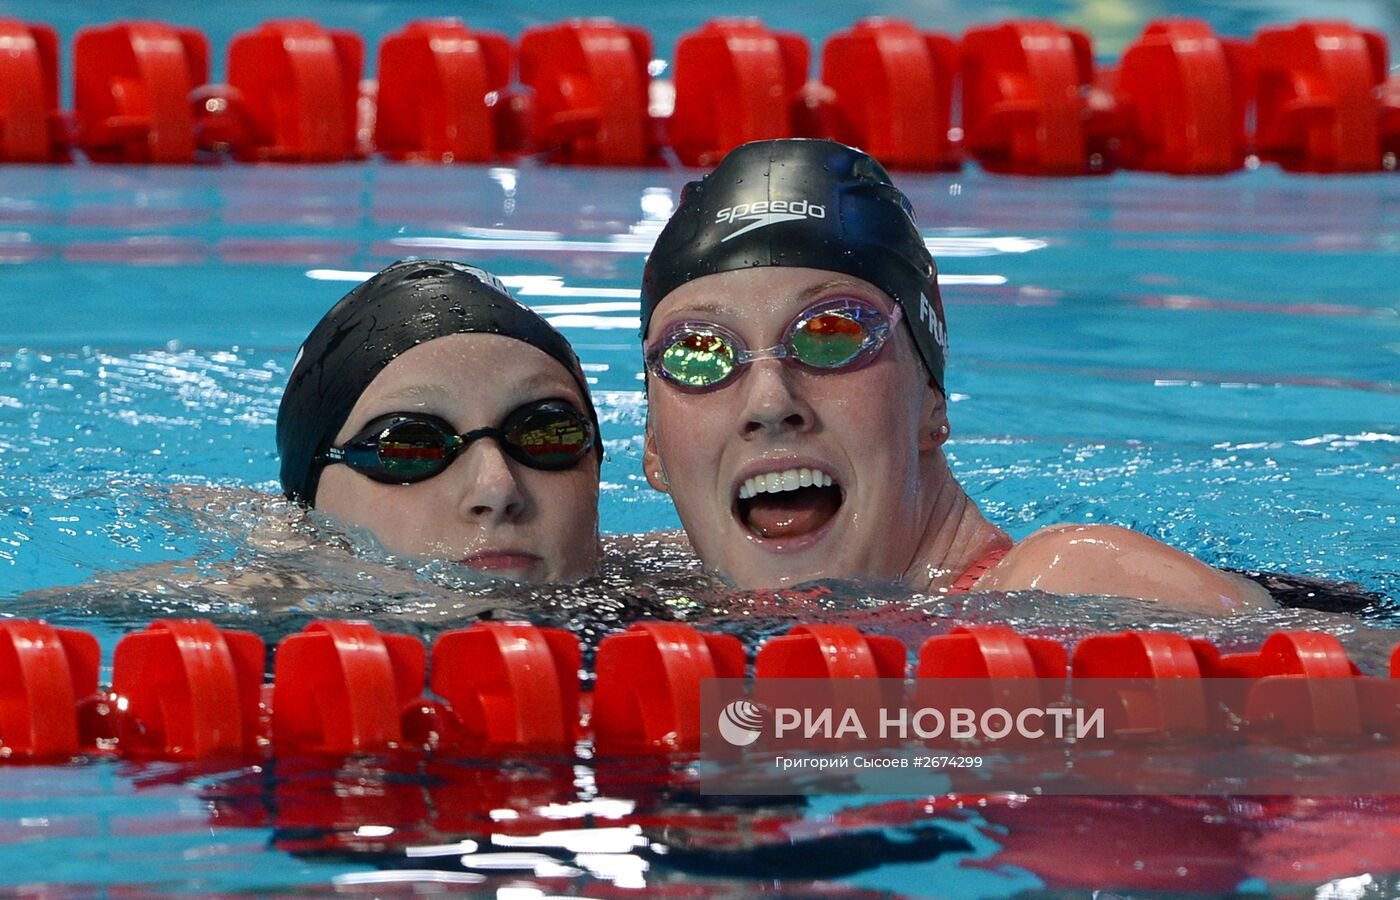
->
xmin=642 ymin=421 xmax=670 ymax=493
xmin=918 ymin=386 xmax=951 ymax=452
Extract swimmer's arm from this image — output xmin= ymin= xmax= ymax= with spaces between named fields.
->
xmin=973 ymin=523 xmax=1273 ymax=614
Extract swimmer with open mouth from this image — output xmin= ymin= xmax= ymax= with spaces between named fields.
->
xmin=639 ymin=139 xmax=1271 ymax=613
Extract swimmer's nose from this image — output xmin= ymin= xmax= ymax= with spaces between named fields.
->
xmin=738 ymin=359 xmax=814 ymax=439
xmin=454 ymin=439 xmax=527 ymax=522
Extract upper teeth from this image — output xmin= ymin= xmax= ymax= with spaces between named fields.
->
xmin=737 ymin=467 xmax=835 ymax=500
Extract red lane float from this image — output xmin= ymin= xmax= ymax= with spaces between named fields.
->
xmin=915 ymin=625 xmax=1067 ymax=720
xmin=1074 ymin=630 xmax=1205 ymax=679
xmin=1190 ymin=630 xmax=1362 ymax=678
xmin=5 ymin=618 xmax=1400 ymax=763
xmin=820 ymin=18 xmax=960 ymax=171
xmin=1072 ymin=631 xmax=1210 ymax=734
xmin=72 ymin=21 xmax=208 ymax=163
xmin=959 ymin=20 xmax=1107 ymax=175
xmin=224 ymin=19 xmax=364 ymax=162
xmin=272 ymin=620 xmax=424 ymax=753
xmin=756 ymin=624 xmax=906 ymax=678
xmin=0 ymin=19 xmax=66 ymax=162
xmin=519 ymin=19 xmax=656 ymax=165
xmin=1254 ymin=20 xmax=1389 ymax=172
xmin=1189 ymin=631 xmax=1381 ymax=739
xmin=592 ymin=622 xmax=744 ymax=752
xmin=373 ymin=19 xmax=511 ymax=163
xmin=1241 ymin=674 xmax=1400 ymax=738
xmin=431 ymin=621 xmax=579 ymax=749
xmin=2 ymin=15 xmax=1400 ymax=173
xmin=0 ymin=621 xmax=99 ymax=758
xmin=111 ymin=619 xmax=264 ymax=757
xmin=918 ymin=625 xmax=1067 ymax=678
xmin=1112 ymin=19 xmax=1252 ymax=174
xmin=669 ymin=18 xmax=810 ymax=167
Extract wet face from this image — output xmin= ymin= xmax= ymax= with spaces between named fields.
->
xmin=316 ymin=333 xmax=600 ymax=583
xmin=643 ymin=267 xmax=947 ymax=589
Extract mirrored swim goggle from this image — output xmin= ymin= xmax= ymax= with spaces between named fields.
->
xmin=644 ymin=297 xmax=903 ymax=392
xmin=320 ymin=400 xmax=597 ymax=484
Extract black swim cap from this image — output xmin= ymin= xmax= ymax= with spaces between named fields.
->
xmin=277 ymin=259 xmax=601 ymax=505
xmin=641 ymin=139 xmax=948 ymax=390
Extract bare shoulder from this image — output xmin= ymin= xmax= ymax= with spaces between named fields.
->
xmin=975 ymin=523 xmax=1272 ymax=614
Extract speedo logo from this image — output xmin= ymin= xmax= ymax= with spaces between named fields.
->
xmin=716 ymin=199 xmax=826 ymax=242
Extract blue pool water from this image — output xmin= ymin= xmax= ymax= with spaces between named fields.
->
xmin=2 ymin=0 xmax=1400 ymax=895
xmin=3 ymin=163 xmax=1395 ymax=605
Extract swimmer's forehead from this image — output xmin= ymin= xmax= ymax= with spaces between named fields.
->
xmin=337 ymin=369 xmax=583 ymax=441
xmin=342 ymin=338 xmax=586 ymax=436
xmin=362 ymin=335 xmax=584 ymax=402
xmin=369 ymin=370 xmax=569 ymax=405
xmin=655 ymin=272 xmax=896 ymax=324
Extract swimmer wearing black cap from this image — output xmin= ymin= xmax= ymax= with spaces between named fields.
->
xmin=278 ymin=258 xmax=602 ymax=583
xmin=640 ymin=139 xmax=1272 ymax=613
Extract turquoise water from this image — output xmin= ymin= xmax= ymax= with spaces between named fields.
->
xmin=3 ymin=163 xmax=1396 ymax=605
xmin=2 ymin=151 xmax=1398 ymax=900
xmin=2 ymin=0 xmax=1400 ymax=895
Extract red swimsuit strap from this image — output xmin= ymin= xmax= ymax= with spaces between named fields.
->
xmin=949 ymin=547 xmax=1011 ymax=594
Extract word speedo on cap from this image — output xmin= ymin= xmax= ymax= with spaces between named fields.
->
xmin=640 ymin=138 xmax=949 ymax=391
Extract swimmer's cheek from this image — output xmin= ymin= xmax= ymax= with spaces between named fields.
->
xmin=975 ymin=523 xmax=1271 ymax=614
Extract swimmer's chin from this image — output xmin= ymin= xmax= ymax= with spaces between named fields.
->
xmin=444 ymin=537 xmax=601 ymax=585
xmin=308 ymin=514 xmax=599 ymax=585
xmin=406 ymin=553 xmax=587 ymax=586
xmin=700 ymin=547 xmax=881 ymax=593
xmin=707 ymin=563 xmax=900 ymax=596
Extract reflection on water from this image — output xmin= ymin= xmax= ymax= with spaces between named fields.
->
xmin=6 ymin=490 xmax=1400 ymax=895
xmin=11 ymin=487 xmax=692 ymax=650
xmin=15 ymin=486 xmax=1397 ymax=672
xmin=183 ymin=754 xmax=977 ymax=895
xmin=3 ymin=322 xmax=1397 ymax=897
xmin=1 ymin=114 xmax=1396 ymax=897
xmin=13 ymin=720 xmax=1400 ymax=896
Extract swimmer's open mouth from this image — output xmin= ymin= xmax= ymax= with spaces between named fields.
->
xmin=735 ymin=467 xmax=844 ymax=540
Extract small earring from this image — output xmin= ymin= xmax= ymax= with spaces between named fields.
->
xmin=938 ymin=424 xmax=949 ymax=436
xmin=655 ymin=470 xmax=669 ymax=486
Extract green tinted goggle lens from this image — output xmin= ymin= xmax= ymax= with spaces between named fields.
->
xmin=660 ymin=332 xmax=736 ymax=388
xmin=789 ymin=312 xmax=867 ymax=367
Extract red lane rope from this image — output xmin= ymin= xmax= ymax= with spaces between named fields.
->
xmin=1 ymin=617 xmax=1394 ymax=762
xmin=1 ymin=16 xmax=1396 ymax=172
